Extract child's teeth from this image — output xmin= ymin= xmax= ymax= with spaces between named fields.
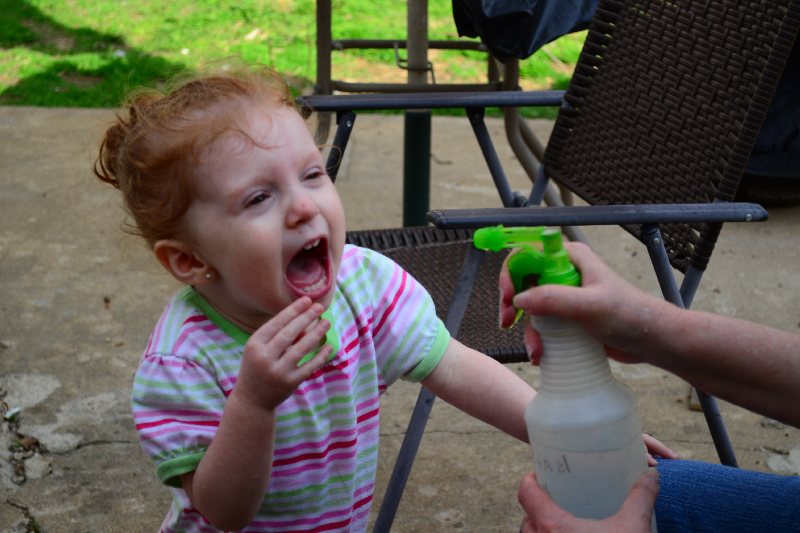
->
xmin=302 ymin=278 xmax=325 ymax=293
xmin=304 ymin=239 xmax=320 ymax=251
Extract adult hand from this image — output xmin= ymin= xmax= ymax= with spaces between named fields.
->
xmin=518 ymin=469 xmax=659 ymax=533
xmin=499 ymin=242 xmax=677 ymax=366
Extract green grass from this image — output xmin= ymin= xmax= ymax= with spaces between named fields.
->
xmin=0 ymin=0 xmax=584 ymax=114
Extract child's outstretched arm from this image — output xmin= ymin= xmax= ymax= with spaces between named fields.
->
xmin=422 ymin=338 xmax=534 ymax=442
xmin=422 ymin=341 xmax=675 ymax=462
xmin=182 ymin=297 xmax=333 ymax=530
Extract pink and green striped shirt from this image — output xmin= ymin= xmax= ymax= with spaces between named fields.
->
xmin=132 ymin=245 xmax=450 ymax=532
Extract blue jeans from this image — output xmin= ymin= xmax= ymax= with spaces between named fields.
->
xmin=655 ymin=458 xmax=800 ymax=532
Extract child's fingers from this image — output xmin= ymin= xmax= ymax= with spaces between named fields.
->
xmin=251 ymin=297 xmax=315 ymax=344
xmin=253 ymin=299 xmax=326 ymax=356
xmin=295 ymin=344 xmax=333 ymax=378
xmin=642 ymin=433 xmax=678 ymax=460
xmin=283 ymin=318 xmax=331 ymax=367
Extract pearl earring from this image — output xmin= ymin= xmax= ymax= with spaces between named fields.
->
xmin=205 ymin=272 xmax=213 ymax=280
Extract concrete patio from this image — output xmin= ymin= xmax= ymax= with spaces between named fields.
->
xmin=1 ymin=105 xmax=799 ymax=532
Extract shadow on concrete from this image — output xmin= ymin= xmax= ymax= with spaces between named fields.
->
xmin=0 ymin=0 xmax=186 ymax=106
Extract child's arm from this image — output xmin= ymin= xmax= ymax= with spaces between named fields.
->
xmin=182 ymin=297 xmax=333 ymax=530
xmin=421 ymin=338 xmax=534 ymax=442
xmin=422 ymin=339 xmax=676 ymax=462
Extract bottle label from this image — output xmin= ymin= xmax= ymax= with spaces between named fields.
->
xmin=531 ymin=436 xmax=647 ymax=519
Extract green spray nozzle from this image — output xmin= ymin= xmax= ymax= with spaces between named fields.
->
xmin=473 ymin=225 xmax=546 ymax=252
xmin=474 ymin=226 xmax=581 ymax=323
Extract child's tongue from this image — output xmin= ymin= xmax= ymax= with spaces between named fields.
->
xmin=286 ymin=249 xmax=326 ymax=293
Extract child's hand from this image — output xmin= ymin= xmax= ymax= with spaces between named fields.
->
xmin=642 ymin=433 xmax=678 ymax=466
xmin=236 ymin=297 xmax=332 ymax=411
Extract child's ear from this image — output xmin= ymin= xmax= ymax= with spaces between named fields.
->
xmin=153 ymin=239 xmax=212 ymax=285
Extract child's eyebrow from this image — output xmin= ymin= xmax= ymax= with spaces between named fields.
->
xmin=222 ymin=181 xmax=256 ymax=211
xmin=220 ymin=168 xmax=279 ymax=210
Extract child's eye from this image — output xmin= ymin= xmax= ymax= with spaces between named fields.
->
xmin=245 ymin=192 xmax=270 ymax=208
xmin=304 ymin=170 xmax=326 ymax=181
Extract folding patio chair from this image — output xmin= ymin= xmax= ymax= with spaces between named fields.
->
xmin=300 ymin=0 xmax=800 ymax=529
xmin=429 ymin=0 xmax=798 ymax=472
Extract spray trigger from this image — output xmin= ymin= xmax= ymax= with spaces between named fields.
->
xmin=473 ymin=225 xmax=580 ymax=326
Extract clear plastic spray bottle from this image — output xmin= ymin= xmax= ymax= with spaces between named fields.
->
xmin=474 ymin=226 xmax=655 ymax=526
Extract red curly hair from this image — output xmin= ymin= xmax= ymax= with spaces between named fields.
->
xmin=94 ymin=64 xmax=300 ymax=247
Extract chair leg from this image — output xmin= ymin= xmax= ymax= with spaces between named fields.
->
xmin=694 ymin=390 xmax=739 ymax=467
xmin=681 ymin=265 xmax=740 ymax=468
xmin=466 ymin=107 xmax=517 ymax=208
xmin=372 ymin=387 xmax=437 ymax=533
xmin=373 ymin=245 xmax=485 ymax=532
xmin=643 ymin=225 xmax=739 ymax=467
xmin=325 ymin=111 xmax=356 ymax=182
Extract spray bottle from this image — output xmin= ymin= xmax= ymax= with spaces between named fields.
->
xmin=474 ymin=226 xmax=654 ymax=525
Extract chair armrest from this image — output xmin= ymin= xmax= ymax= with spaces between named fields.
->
xmin=297 ymin=90 xmax=565 ymax=111
xmin=428 ymin=203 xmax=768 ymax=229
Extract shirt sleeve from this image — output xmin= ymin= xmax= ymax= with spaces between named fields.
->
xmin=131 ymin=353 xmax=226 ymax=487
xmin=360 ymin=248 xmax=451 ymax=385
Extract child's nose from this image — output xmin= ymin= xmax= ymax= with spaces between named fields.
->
xmin=286 ymin=191 xmax=320 ymax=226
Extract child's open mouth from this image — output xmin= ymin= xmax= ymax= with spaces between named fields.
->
xmin=285 ymin=237 xmax=331 ymax=300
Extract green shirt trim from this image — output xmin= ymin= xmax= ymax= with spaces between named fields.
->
xmin=403 ymin=321 xmax=450 ymax=382
xmin=178 ymin=286 xmax=249 ymax=345
xmin=157 ymin=451 xmax=205 ymax=488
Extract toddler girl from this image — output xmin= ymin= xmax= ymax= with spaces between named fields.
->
xmin=95 ymin=65 xmax=537 ymax=532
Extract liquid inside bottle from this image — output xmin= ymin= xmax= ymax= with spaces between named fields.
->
xmin=525 ymin=315 xmax=654 ymax=525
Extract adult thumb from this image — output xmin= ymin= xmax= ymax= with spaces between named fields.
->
xmin=618 ymin=469 xmax=660 ymax=523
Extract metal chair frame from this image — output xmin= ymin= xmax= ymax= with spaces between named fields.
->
xmin=300 ymin=89 xmax=767 ymax=531
xmin=298 ymin=1 xmax=799 ymax=530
